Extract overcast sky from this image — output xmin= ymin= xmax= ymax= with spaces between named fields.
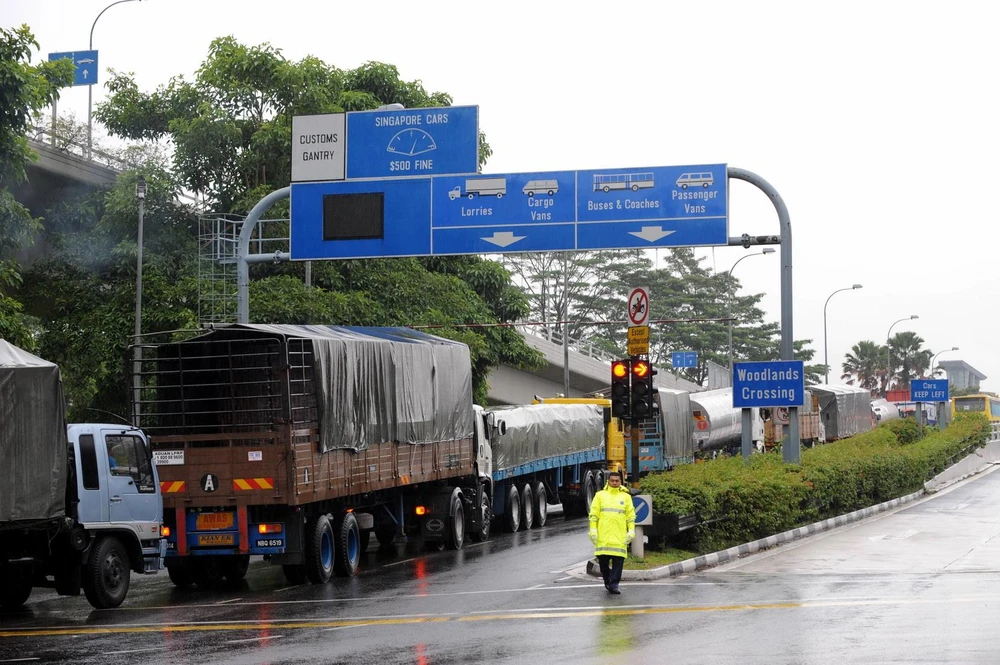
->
xmin=8 ymin=0 xmax=999 ymax=390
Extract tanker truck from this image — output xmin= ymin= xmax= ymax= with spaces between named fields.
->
xmin=0 ymin=340 xmax=165 ymax=610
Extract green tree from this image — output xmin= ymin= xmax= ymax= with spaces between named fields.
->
xmin=0 ymin=25 xmax=73 ymax=346
xmin=840 ymin=340 xmax=885 ymax=392
xmin=20 ymin=37 xmax=536 ymax=415
xmin=889 ymin=331 xmax=932 ymax=390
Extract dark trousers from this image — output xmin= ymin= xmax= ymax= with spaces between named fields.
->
xmin=597 ymin=555 xmax=624 ymax=589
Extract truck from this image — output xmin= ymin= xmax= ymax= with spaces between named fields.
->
xmin=487 ymin=399 xmax=622 ymax=532
xmin=0 ymin=340 xmax=165 ymax=610
xmin=136 ymin=325 xmax=615 ymax=587
xmin=448 ymin=177 xmax=507 ymax=200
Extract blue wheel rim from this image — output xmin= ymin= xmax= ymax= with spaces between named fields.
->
xmin=321 ymin=530 xmax=333 ymax=570
xmin=347 ymin=525 xmax=359 ymax=564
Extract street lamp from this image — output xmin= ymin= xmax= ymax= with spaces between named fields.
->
xmin=931 ymin=347 xmax=959 ymax=376
xmin=886 ymin=314 xmax=918 ymax=394
xmin=823 ymin=284 xmax=863 ymax=383
xmin=133 ymin=174 xmax=146 ymax=426
xmin=727 ymin=248 xmax=775 ymax=371
xmin=88 ymin=0 xmax=143 ymax=158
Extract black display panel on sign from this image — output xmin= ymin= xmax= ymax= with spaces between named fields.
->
xmin=322 ymin=193 xmax=384 ymax=240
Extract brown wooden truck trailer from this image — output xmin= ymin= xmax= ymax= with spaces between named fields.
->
xmin=139 ymin=325 xmax=489 ymax=585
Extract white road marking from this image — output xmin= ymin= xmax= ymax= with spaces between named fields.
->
xmin=224 ymin=635 xmax=284 ymax=644
xmin=215 ymin=597 xmax=244 ymax=604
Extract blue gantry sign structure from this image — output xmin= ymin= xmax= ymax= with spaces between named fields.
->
xmin=910 ymin=379 xmax=949 ymax=402
xmin=48 ymin=50 xmax=99 ymax=86
xmin=289 ymin=163 xmax=728 ymax=260
xmin=732 ymin=360 xmax=806 ymax=408
xmin=345 ymin=105 xmax=479 ymax=180
xmin=671 ymin=351 xmax=698 ymax=368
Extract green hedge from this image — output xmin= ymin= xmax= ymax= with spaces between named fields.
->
xmin=640 ymin=414 xmax=991 ymax=553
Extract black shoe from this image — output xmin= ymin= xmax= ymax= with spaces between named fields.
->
xmin=609 ymin=587 xmax=621 ymax=595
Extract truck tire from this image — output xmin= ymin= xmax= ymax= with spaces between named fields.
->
xmin=374 ymin=520 xmax=397 ymax=547
xmin=0 ymin=572 xmax=31 ymax=610
xmin=444 ymin=490 xmax=465 ymax=551
xmin=584 ymin=471 xmax=598 ymax=514
xmin=282 ymin=564 xmax=306 ymax=585
xmin=469 ymin=483 xmax=491 ymax=543
xmin=167 ymin=563 xmax=194 ymax=588
xmin=531 ymin=481 xmax=548 ymax=528
xmin=83 ymin=536 xmax=130 ymax=609
xmin=305 ymin=515 xmax=335 ymax=584
xmin=520 ymin=483 xmax=534 ymax=530
xmin=504 ymin=484 xmax=521 ymax=532
xmin=333 ymin=512 xmax=360 ymax=577
xmin=222 ymin=555 xmax=250 ymax=582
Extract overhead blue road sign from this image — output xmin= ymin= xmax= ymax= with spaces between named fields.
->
xmin=577 ymin=164 xmax=727 ymax=248
xmin=48 ymin=50 xmax=98 ymax=86
xmin=290 ymin=163 xmax=728 ymax=260
xmin=732 ymin=360 xmax=806 ymax=408
xmin=672 ymin=351 xmax=698 ymax=368
xmin=290 ymin=179 xmax=432 ymax=260
xmin=910 ymin=379 xmax=949 ymax=402
xmin=346 ymin=106 xmax=478 ymax=180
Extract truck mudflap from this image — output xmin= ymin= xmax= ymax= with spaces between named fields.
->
xmin=166 ymin=506 xmax=286 ymax=558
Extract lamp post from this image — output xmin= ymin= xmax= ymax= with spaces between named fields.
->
xmin=886 ymin=314 xmax=918 ymax=395
xmin=88 ymin=0 xmax=143 ymax=158
xmin=931 ymin=347 xmax=959 ymax=376
xmin=823 ymin=284 xmax=863 ymax=383
xmin=727 ymin=248 xmax=775 ymax=371
xmin=133 ymin=175 xmax=146 ymax=426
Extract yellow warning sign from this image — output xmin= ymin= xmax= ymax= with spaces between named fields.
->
xmin=628 ymin=340 xmax=649 ymax=356
xmin=628 ymin=326 xmax=649 ymax=342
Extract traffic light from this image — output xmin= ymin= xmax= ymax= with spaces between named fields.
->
xmin=611 ymin=359 xmax=631 ymax=419
xmin=630 ymin=359 xmax=656 ymax=419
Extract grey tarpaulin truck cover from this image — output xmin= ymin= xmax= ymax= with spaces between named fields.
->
xmin=155 ymin=324 xmax=475 ymax=452
xmin=0 ymin=340 xmax=68 ymax=522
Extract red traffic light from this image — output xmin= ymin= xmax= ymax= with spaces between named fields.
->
xmin=631 ymin=360 xmax=650 ymax=378
xmin=612 ymin=361 xmax=629 ymax=379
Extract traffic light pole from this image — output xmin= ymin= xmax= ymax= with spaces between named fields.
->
xmin=630 ymin=424 xmax=641 ymax=486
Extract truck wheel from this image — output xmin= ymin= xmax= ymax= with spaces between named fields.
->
xmin=470 ymin=484 xmax=491 ymax=542
xmin=445 ymin=490 xmax=465 ymax=550
xmin=222 ymin=556 xmax=250 ymax=582
xmin=167 ymin=563 xmax=194 ymax=588
xmin=531 ymin=481 xmax=548 ymax=528
xmin=334 ymin=512 xmax=360 ymax=577
xmin=520 ymin=483 xmax=534 ymax=530
xmin=584 ymin=471 xmax=598 ymax=514
xmin=0 ymin=574 xmax=31 ymax=610
xmin=83 ymin=536 xmax=130 ymax=609
xmin=504 ymin=484 xmax=521 ymax=532
xmin=374 ymin=521 xmax=397 ymax=547
xmin=282 ymin=564 xmax=306 ymax=585
xmin=305 ymin=515 xmax=335 ymax=584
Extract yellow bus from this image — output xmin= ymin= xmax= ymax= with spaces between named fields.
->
xmin=951 ymin=394 xmax=1000 ymax=421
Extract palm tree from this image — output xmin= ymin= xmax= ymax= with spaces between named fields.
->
xmin=889 ymin=331 xmax=932 ymax=389
xmin=841 ymin=340 xmax=885 ymax=392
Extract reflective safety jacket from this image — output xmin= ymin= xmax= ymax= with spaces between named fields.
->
xmin=588 ymin=482 xmax=636 ymax=558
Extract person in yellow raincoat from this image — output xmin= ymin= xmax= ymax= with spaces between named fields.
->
xmin=588 ymin=470 xmax=635 ymax=594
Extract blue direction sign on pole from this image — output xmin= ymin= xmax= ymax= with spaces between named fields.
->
xmin=289 ymin=163 xmax=728 ymax=260
xmin=910 ymin=379 xmax=949 ymax=402
xmin=632 ymin=495 xmax=653 ymax=526
xmin=732 ymin=360 xmax=806 ymax=408
xmin=48 ymin=50 xmax=98 ymax=86
xmin=672 ymin=351 xmax=698 ymax=368
xmin=346 ymin=106 xmax=478 ymax=180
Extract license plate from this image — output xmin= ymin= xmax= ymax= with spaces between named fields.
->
xmin=197 ymin=533 xmax=235 ymax=546
xmin=255 ymin=538 xmax=284 ymax=548
xmin=196 ymin=512 xmax=234 ymax=530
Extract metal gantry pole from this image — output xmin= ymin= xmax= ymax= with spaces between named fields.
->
xmin=727 ymin=168 xmax=797 ymax=462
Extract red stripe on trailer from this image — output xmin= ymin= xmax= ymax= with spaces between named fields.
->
xmin=238 ymin=506 xmax=249 ymax=554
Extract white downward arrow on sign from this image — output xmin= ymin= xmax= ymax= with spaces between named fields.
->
xmin=482 ymin=231 xmax=526 ymax=247
xmin=629 ymin=226 xmax=675 ymax=242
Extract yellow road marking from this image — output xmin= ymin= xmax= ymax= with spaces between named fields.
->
xmin=2 ymin=595 xmax=997 ymax=639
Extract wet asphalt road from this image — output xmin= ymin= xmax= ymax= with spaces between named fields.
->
xmin=3 ymin=468 xmax=1000 ymax=664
